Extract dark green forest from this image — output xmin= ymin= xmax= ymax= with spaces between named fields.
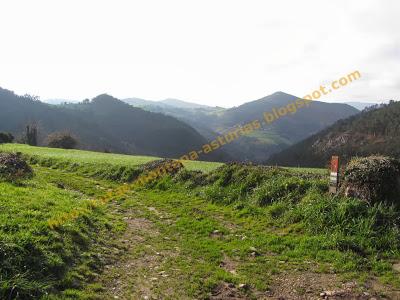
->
xmin=267 ymin=100 xmax=400 ymax=167
xmin=125 ymin=92 xmax=359 ymax=162
xmin=0 ymin=87 xmax=228 ymax=161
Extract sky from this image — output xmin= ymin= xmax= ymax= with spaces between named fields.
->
xmin=0 ymin=0 xmax=399 ymax=107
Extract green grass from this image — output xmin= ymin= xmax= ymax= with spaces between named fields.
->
xmin=0 ymin=166 xmax=121 ymax=299
xmin=0 ymin=144 xmax=160 ymax=166
xmin=0 ymin=144 xmax=223 ymax=174
xmin=183 ymin=160 xmax=224 ymax=172
xmin=284 ymin=166 xmax=327 ymax=175
xmin=2 ymin=144 xmax=400 ymax=298
xmin=245 ymin=130 xmax=292 ymax=146
xmin=139 ymin=165 xmax=400 ymax=288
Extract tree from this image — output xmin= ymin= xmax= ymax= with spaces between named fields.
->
xmin=25 ymin=124 xmax=38 ymax=146
xmin=0 ymin=132 xmax=14 ymax=144
xmin=47 ymin=132 xmax=78 ymax=149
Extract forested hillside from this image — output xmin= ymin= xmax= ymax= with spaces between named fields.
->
xmin=267 ymin=101 xmax=400 ymax=167
xmin=126 ymin=92 xmax=359 ymax=162
xmin=0 ymin=88 xmax=228 ymax=161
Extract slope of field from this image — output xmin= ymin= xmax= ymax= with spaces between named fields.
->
xmin=267 ymin=100 xmax=400 ymax=167
xmin=0 ymin=144 xmax=223 ymax=174
xmin=1 ymin=145 xmax=400 ymax=299
xmin=0 ymin=166 xmax=119 ymax=299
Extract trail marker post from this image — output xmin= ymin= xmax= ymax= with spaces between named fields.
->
xmin=329 ymin=156 xmax=339 ymax=194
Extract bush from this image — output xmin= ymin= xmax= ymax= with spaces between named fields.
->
xmin=0 ymin=132 xmax=14 ymax=144
xmin=341 ymin=156 xmax=400 ymax=204
xmin=140 ymin=159 xmax=184 ymax=176
xmin=47 ymin=132 xmax=78 ymax=149
xmin=0 ymin=152 xmax=34 ymax=182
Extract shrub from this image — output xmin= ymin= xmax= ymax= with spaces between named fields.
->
xmin=47 ymin=132 xmax=78 ymax=149
xmin=341 ymin=156 xmax=400 ymax=204
xmin=140 ymin=159 xmax=184 ymax=176
xmin=0 ymin=132 xmax=14 ymax=144
xmin=0 ymin=152 xmax=34 ymax=182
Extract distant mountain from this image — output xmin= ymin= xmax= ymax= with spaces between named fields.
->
xmin=213 ymin=92 xmax=358 ymax=140
xmin=122 ymin=98 xmax=225 ymax=140
xmin=122 ymin=97 xmax=172 ymax=108
xmin=43 ymin=98 xmax=76 ymax=105
xmin=0 ymin=88 xmax=228 ymax=161
xmin=267 ymin=100 xmax=400 ymax=167
xmin=160 ymin=98 xmax=212 ymax=109
xmin=122 ymin=97 xmax=156 ymax=107
xmin=344 ymin=101 xmax=378 ymax=110
xmin=124 ymin=92 xmax=359 ymax=162
xmin=202 ymin=92 xmax=359 ymax=162
xmin=123 ymin=97 xmax=220 ymax=110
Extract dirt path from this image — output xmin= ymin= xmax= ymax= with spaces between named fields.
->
xmin=86 ymin=190 xmax=400 ymax=300
xmin=92 ymin=203 xmax=190 ymax=299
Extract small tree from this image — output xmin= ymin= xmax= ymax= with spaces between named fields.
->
xmin=47 ymin=132 xmax=78 ymax=149
xmin=0 ymin=132 xmax=14 ymax=144
xmin=25 ymin=124 xmax=38 ymax=146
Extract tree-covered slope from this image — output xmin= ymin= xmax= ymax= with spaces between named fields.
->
xmin=0 ymin=88 xmax=228 ymax=161
xmin=124 ymin=92 xmax=359 ymax=162
xmin=267 ymin=101 xmax=400 ymax=167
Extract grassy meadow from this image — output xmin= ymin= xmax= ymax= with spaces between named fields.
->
xmin=0 ymin=144 xmax=399 ymax=299
xmin=0 ymin=144 xmax=223 ymax=172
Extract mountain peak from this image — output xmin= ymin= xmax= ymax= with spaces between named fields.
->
xmin=91 ymin=94 xmax=122 ymax=104
xmin=269 ymin=91 xmax=296 ymax=98
xmin=272 ymin=91 xmax=286 ymax=95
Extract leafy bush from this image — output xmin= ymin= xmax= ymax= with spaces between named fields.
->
xmin=0 ymin=152 xmax=34 ymax=182
xmin=47 ymin=132 xmax=78 ymax=149
xmin=0 ymin=132 xmax=14 ymax=144
xmin=341 ymin=156 xmax=400 ymax=204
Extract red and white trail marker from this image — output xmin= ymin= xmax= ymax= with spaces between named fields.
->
xmin=329 ymin=156 xmax=339 ymax=193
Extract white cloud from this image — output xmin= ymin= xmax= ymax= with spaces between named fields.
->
xmin=0 ymin=0 xmax=398 ymax=106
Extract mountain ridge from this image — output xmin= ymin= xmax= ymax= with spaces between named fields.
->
xmin=124 ymin=91 xmax=360 ymax=162
xmin=267 ymin=100 xmax=400 ymax=167
xmin=0 ymin=87 xmax=229 ymax=161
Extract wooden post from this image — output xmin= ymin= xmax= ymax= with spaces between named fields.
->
xmin=329 ymin=156 xmax=339 ymax=194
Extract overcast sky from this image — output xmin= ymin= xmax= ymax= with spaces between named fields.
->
xmin=0 ymin=0 xmax=399 ymax=107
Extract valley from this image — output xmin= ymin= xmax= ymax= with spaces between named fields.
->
xmin=1 ymin=1 xmax=399 ymax=299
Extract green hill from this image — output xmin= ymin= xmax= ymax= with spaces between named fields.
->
xmin=267 ymin=100 xmax=400 ymax=167
xmin=126 ymin=92 xmax=359 ymax=162
xmin=0 ymin=88 xmax=229 ymax=161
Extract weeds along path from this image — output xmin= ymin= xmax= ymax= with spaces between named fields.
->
xmin=85 ymin=187 xmax=395 ymax=300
